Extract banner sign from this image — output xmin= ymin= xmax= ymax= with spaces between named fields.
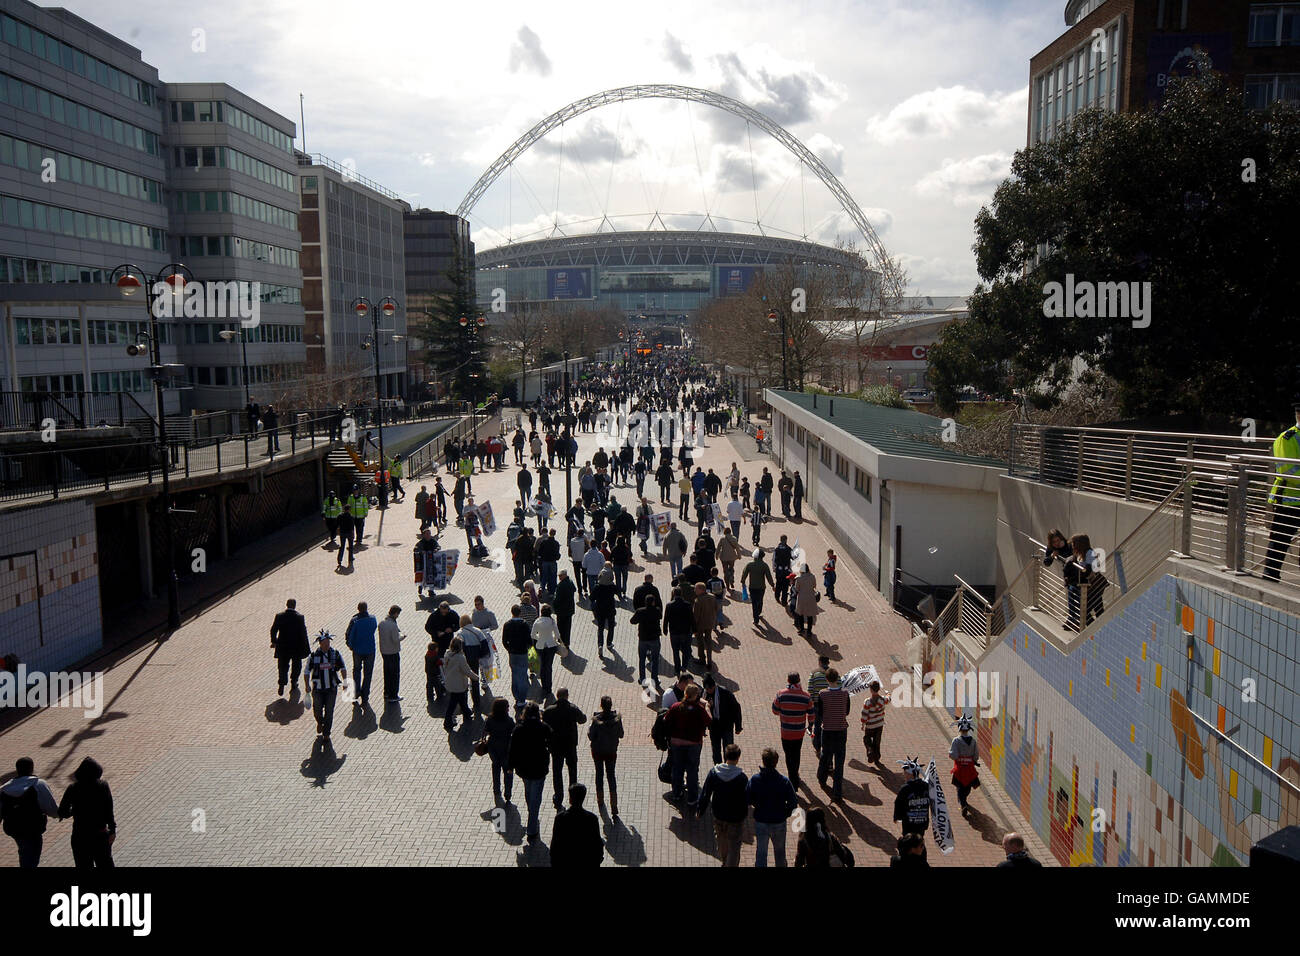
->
xmin=546 ymin=267 xmax=592 ymax=299
xmin=925 ymin=758 xmax=956 ymax=854
xmin=651 ymin=511 xmax=673 ymax=547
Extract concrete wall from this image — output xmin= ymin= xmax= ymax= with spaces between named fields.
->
xmin=941 ymin=562 xmax=1300 ymax=866
xmin=995 ymin=474 xmax=1177 ymax=591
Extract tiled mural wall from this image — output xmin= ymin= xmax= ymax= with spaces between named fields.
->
xmin=0 ymin=500 xmax=102 ymax=672
xmin=940 ymin=572 xmax=1300 ymax=866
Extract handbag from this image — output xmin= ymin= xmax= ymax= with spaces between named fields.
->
xmin=557 ymin=642 xmax=570 ymax=659
xmin=473 ymin=736 xmax=490 ymax=757
xmin=657 ymin=753 xmax=674 ymax=784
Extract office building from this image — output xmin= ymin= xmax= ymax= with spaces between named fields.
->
xmin=1029 ymin=0 xmax=1300 ymax=145
xmin=297 ymin=153 xmax=408 ymax=399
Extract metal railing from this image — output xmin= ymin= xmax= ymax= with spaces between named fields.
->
xmin=1009 ymin=422 xmax=1264 ymax=503
xmin=405 ymin=412 xmax=499 ymax=479
xmin=0 ymin=410 xmax=342 ymax=504
xmin=929 ymin=475 xmax=1191 ymax=653
xmin=0 ymin=390 xmax=157 ymax=432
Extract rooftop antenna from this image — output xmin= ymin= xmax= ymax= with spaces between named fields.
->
xmin=299 ymin=93 xmax=307 ymax=154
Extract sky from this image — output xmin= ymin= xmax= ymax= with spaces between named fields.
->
xmin=63 ymin=0 xmax=1069 ymax=295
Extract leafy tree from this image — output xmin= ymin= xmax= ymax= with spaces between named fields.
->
xmin=412 ymin=240 xmax=486 ymax=398
xmin=928 ymin=76 xmax=1300 ymax=420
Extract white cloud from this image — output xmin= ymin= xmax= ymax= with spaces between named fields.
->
xmin=804 ymin=133 xmax=845 ymax=176
xmin=866 ymin=85 xmax=1027 ymax=143
xmin=508 ymin=25 xmax=552 ymax=76
xmin=914 ymin=153 xmax=1013 ymax=206
xmin=663 ymin=32 xmax=693 ymax=72
xmin=417 ymin=153 xmax=437 ymax=168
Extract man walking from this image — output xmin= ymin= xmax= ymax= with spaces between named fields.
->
xmin=773 ymin=536 xmax=794 ymax=606
xmin=860 ymin=679 xmax=888 ymax=765
xmin=792 ymin=471 xmax=804 ymax=520
xmin=695 ymin=743 xmax=748 ymax=867
xmin=321 ymin=490 xmax=343 ymax=545
xmin=543 ymin=688 xmax=588 ymax=810
xmin=816 ymin=668 xmax=850 ymax=801
xmin=502 ymin=605 xmax=533 ymax=714
xmin=703 ymin=674 xmax=742 ymax=766
xmin=772 ymin=672 xmax=814 ymax=789
xmin=662 ymin=522 xmax=688 ymax=578
xmin=378 ymin=605 xmax=405 ymax=703
xmin=550 ymin=783 xmax=604 ymax=866
xmin=739 ymin=548 xmax=775 ymax=624
xmin=344 ymin=602 xmax=378 ymax=709
xmin=665 ymin=683 xmax=712 ymax=806
xmin=691 ymin=581 xmax=717 ymax=670
xmin=663 ymin=585 xmax=695 ymax=672
xmin=0 ymin=757 xmax=60 ymax=868
xmin=747 ymin=747 xmax=798 ymax=867
xmin=306 ymin=631 xmax=347 ymax=742
xmin=270 ymin=598 xmax=310 ymax=697
xmin=508 ymin=702 xmax=553 ymax=843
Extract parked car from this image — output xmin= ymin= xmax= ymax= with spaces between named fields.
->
xmin=903 ymin=388 xmax=934 ymax=403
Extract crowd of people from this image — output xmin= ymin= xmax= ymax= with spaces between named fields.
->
xmin=4 ymin=355 xmax=1041 ymax=869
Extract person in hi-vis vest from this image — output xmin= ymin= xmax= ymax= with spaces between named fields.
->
xmin=1264 ymin=398 xmax=1300 ymax=582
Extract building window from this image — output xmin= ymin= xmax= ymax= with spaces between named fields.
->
xmin=854 ymin=467 xmax=872 ymax=501
xmin=835 ymin=454 xmax=850 ymax=482
xmin=1245 ymin=73 xmax=1300 ymax=107
xmin=1249 ymin=4 xmax=1300 ymax=45
xmin=795 ymin=426 xmax=805 ymax=446
xmin=820 ymin=443 xmax=832 ymax=467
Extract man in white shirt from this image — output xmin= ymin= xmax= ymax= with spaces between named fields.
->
xmin=582 ymin=544 xmax=607 ymax=596
xmin=569 ymin=531 xmax=590 ymax=597
xmin=725 ymin=495 xmax=745 ymax=538
xmin=660 ymin=671 xmax=694 ymax=710
xmin=377 ymin=605 xmax=405 ymax=702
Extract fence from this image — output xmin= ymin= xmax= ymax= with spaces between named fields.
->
xmin=0 ymin=410 xmax=340 ymax=504
xmin=405 ymin=412 xmax=498 ymax=480
xmin=0 ymin=390 xmax=157 ymax=432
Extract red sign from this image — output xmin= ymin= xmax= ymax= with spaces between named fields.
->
xmin=858 ymin=344 xmax=930 ymax=361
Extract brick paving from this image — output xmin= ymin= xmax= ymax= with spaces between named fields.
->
xmin=0 ymin=417 xmax=1048 ymax=867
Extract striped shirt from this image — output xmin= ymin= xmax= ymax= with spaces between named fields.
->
xmin=807 ymin=669 xmax=829 ymax=700
xmin=771 ymin=685 xmax=814 ymax=740
xmin=818 ymin=685 xmax=851 ymax=732
xmin=860 ymin=695 xmax=886 ymax=731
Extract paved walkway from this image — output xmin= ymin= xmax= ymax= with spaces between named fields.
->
xmin=0 ymin=420 xmax=1046 ymax=867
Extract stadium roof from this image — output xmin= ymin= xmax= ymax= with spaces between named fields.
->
xmin=476 ymin=230 xmax=867 ymax=271
xmin=768 ymin=389 xmax=1004 ymax=467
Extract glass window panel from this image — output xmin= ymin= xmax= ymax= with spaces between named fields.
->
xmin=181 ymin=101 xmax=195 ymax=121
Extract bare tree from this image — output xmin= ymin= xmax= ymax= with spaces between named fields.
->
xmin=821 ymin=242 xmax=911 ymax=392
xmin=497 ymin=306 xmax=552 ymax=402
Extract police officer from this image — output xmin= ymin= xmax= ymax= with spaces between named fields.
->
xmin=306 ymin=630 xmax=347 ymax=742
xmin=1265 ymin=397 xmax=1300 ymax=582
xmin=374 ymin=464 xmax=390 ymax=512
xmin=322 ymin=490 xmax=343 ymax=545
xmin=346 ymin=484 xmax=370 ymax=544
xmin=389 ymin=455 xmax=405 ymax=502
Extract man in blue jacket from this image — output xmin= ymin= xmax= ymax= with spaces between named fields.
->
xmin=344 ymin=601 xmax=378 ymax=709
xmin=746 ymin=746 xmax=799 ymax=867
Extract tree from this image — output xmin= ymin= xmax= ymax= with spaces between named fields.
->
xmin=928 ymin=75 xmax=1300 ymax=419
xmin=822 ymin=243 xmax=910 ymax=390
xmin=411 ymin=240 xmax=485 ymax=399
xmin=498 ymin=306 xmax=551 ymax=403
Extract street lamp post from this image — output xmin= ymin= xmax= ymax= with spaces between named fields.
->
xmin=563 ymin=349 xmax=573 ymax=511
xmin=459 ymin=313 xmax=487 ymax=439
xmin=767 ymin=309 xmax=789 ymax=390
xmin=113 ymin=262 xmax=192 ymax=630
xmin=217 ymin=327 xmax=251 ymax=410
xmin=886 ymin=365 xmax=893 ymax=390
xmin=353 ymin=295 xmax=400 ymax=510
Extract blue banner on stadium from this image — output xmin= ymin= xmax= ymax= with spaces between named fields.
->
xmin=1144 ymin=34 xmax=1231 ymax=103
xmin=716 ymin=265 xmax=763 ymax=296
xmin=547 ymin=268 xmax=592 ymax=299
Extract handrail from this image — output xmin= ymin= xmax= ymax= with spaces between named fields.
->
xmin=952 ymin=573 xmax=992 ymax=608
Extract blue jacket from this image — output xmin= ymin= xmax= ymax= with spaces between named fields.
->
xmin=345 ymin=613 xmax=378 ymax=655
xmin=746 ymin=766 xmax=797 ymax=824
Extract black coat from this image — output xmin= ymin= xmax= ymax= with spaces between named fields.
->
xmin=543 ymin=699 xmax=588 ymax=752
xmin=270 ymin=609 xmax=310 ymax=659
xmin=508 ymin=717 xmax=553 ymax=780
xmin=706 ymin=686 xmax=743 ymax=735
xmin=552 ymin=577 xmax=577 ymax=615
xmin=550 ymin=806 xmax=603 ymax=866
xmin=501 ymin=617 xmax=533 ymax=655
xmin=632 ymin=583 xmax=661 ymax=610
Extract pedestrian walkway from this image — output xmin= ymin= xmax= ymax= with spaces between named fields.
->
xmin=0 ymin=417 xmax=1044 ymax=867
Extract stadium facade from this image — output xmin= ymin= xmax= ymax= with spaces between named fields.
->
xmin=474 ymin=230 xmax=872 ymax=322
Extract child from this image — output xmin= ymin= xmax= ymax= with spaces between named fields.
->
xmin=823 ymin=549 xmax=838 ymax=602
xmin=425 ymin=641 xmax=440 ymax=705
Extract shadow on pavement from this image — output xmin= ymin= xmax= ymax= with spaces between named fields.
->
xmin=343 ymin=702 xmax=378 ymax=740
xmin=301 ymin=739 xmax=346 ymax=786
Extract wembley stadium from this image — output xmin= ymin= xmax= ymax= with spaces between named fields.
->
xmin=459 ymin=85 xmax=892 ymax=324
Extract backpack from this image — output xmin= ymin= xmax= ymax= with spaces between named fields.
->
xmin=650 ymin=707 xmax=672 ymax=751
xmin=1 ymin=783 xmax=46 ymax=838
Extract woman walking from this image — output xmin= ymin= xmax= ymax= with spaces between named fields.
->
xmin=793 ymin=564 xmax=820 ymax=638
xmin=57 ymin=757 xmax=115 ymax=869
xmin=532 ymin=604 xmax=563 ymax=700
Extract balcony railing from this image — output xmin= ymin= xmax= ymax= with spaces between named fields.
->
xmin=0 ymin=391 xmax=157 ymax=432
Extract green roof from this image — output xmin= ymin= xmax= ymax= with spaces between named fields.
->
xmin=769 ymin=390 xmax=1005 ymax=467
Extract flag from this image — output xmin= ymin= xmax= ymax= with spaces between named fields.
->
xmin=925 ymin=759 xmax=955 ymax=854
xmin=651 ymin=511 xmax=673 ymax=547
xmin=840 ymin=664 xmax=882 ymax=696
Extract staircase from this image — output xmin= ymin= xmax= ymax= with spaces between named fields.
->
xmin=923 ymin=474 xmax=1192 ymax=665
xmin=326 ymin=444 xmax=368 ymax=486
